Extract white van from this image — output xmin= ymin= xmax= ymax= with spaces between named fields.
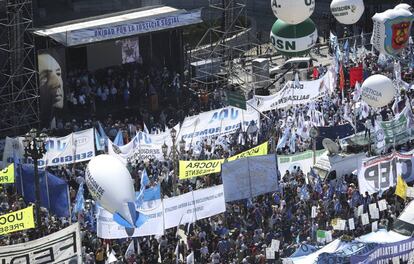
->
xmin=269 ymin=57 xmax=315 ymax=78
xmin=313 ymin=152 xmax=367 ymax=180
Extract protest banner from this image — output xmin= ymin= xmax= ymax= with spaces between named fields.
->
xmin=358 ymin=152 xmax=414 ymax=194
xmin=252 ymin=71 xmax=332 ymax=111
xmin=277 ymin=150 xmax=325 ymax=176
xmin=178 ymin=142 xmax=269 ymax=180
xmin=376 ymin=106 xmax=414 ymax=150
xmin=177 ymin=106 xmax=260 ymax=147
xmin=2 ymin=128 xmax=95 ymax=168
xmin=97 ymin=185 xmax=225 ymax=239
xmin=0 ymin=206 xmax=35 ymax=235
xmin=108 ymin=129 xmax=176 ymax=165
xmin=179 ymin=159 xmax=223 ymax=180
xmin=227 ymin=141 xmax=268 ymax=161
xmin=0 ymin=223 xmax=82 ymax=263
xmin=0 ymin=163 xmax=14 ymax=184
xmin=350 ymin=237 xmax=414 ymax=264
xmin=221 ymin=154 xmax=278 ymax=202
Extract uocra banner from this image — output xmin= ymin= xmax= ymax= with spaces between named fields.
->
xmin=2 ymin=128 xmax=95 ymax=168
xmin=252 ymin=71 xmax=333 ymax=111
xmin=108 ymin=129 xmax=174 ymax=165
xmin=177 ymin=106 xmax=260 ymax=147
xmin=0 ymin=223 xmax=82 ymax=263
xmin=358 ymin=152 xmax=414 ymax=195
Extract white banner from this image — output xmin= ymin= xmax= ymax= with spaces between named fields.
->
xmin=108 ymin=130 xmax=174 ymax=165
xmin=36 ymin=9 xmax=203 ymax=47
xmin=177 ymin=106 xmax=260 ymax=147
xmin=252 ymin=71 xmax=334 ymax=111
xmin=0 ymin=223 xmax=81 ymax=263
xmin=277 ymin=150 xmax=326 ymax=177
xmin=357 ymin=152 xmax=414 ymax=194
xmin=2 ymin=128 xmax=95 ymax=168
xmin=97 ymin=185 xmax=226 ymax=239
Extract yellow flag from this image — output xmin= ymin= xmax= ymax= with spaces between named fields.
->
xmin=228 ymin=141 xmax=268 ymax=161
xmin=395 ymin=175 xmax=408 ymax=200
xmin=0 ymin=163 xmax=14 ymax=184
xmin=0 ymin=206 xmax=35 ymax=235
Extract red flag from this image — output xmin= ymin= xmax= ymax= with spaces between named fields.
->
xmin=339 ymin=63 xmax=345 ymax=91
xmin=349 ymin=66 xmax=363 ymax=88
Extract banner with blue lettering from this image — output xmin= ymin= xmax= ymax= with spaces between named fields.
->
xmin=2 ymin=128 xmax=95 ymax=168
xmin=350 ymin=237 xmax=414 ymax=264
xmin=177 ymin=106 xmax=260 ymax=148
xmin=36 ymin=9 xmax=202 ymax=47
xmin=108 ymin=127 xmax=176 ymax=165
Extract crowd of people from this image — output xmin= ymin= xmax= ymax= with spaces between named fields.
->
xmin=2 ymin=31 xmax=414 ymax=264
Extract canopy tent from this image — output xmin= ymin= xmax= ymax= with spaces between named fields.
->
xmin=356 ymin=229 xmax=410 ymax=243
xmin=33 ymin=5 xmax=202 ymax=47
xmin=393 ymin=200 xmax=414 ymax=236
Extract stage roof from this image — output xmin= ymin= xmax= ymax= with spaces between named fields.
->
xmin=33 ymin=6 xmax=202 ymax=47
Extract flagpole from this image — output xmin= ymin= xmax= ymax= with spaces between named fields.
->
xmin=67 ymin=184 xmax=72 ymax=225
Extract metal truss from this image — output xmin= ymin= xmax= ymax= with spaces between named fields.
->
xmin=189 ymin=0 xmax=272 ymax=92
xmin=0 ymin=0 xmax=39 ymax=137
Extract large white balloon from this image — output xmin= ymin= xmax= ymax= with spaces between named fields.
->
xmin=330 ymin=0 xmax=365 ymax=25
xmin=361 ymin=75 xmax=395 ymax=108
xmin=372 ymin=7 xmax=414 ymax=56
xmin=86 ymin=154 xmax=138 ymax=227
xmin=271 ymin=0 xmax=315 ymax=25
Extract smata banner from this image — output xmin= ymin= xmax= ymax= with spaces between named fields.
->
xmin=358 ymin=152 xmax=414 ymax=194
xmin=0 ymin=206 xmax=35 ymax=235
xmin=97 ymin=185 xmax=225 ymax=239
xmin=178 ymin=142 xmax=269 ymax=180
xmin=2 ymin=128 xmax=95 ymax=168
xmin=252 ymin=71 xmax=333 ymax=111
xmin=177 ymin=106 xmax=260 ymax=147
xmin=278 ymin=150 xmax=326 ymax=177
xmin=0 ymin=223 xmax=82 ymax=263
xmin=0 ymin=163 xmax=14 ymax=184
xmin=108 ymin=130 xmax=174 ymax=165
xmin=376 ymin=106 xmax=414 ymax=149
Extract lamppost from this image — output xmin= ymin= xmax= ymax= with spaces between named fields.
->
xmin=162 ymin=127 xmax=186 ymax=196
xmin=22 ymin=128 xmax=47 ymax=235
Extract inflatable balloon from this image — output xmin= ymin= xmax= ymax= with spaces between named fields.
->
xmin=86 ymin=154 xmax=145 ymax=228
xmin=330 ymin=0 xmax=365 ymax=25
xmin=394 ymin=3 xmax=413 ymax=14
xmin=372 ymin=7 xmax=414 ymax=57
xmin=361 ymin=75 xmax=395 ymax=108
xmin=271 ymin=0 xmax=315 ymax=25
xmin=270 ymin=18 xmax=318 ymax=56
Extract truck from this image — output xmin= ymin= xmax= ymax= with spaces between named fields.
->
xmin=313 ymin=152 xmax=367 ymax=180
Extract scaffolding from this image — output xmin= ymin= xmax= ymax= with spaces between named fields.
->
xmin=0 ymin=0 xmax=39 ymax=137
xmin=189 ymin=0 xmax=272 ymax=94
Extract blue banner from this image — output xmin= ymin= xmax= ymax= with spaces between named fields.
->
xmin=350 ymin=237 xmax=414 ymax=264
xmin=16 ymin=164 xmax=70 ymax=217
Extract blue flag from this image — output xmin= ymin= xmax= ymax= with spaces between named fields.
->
xmin=114 ymin=130 xmax=124 ymax=146
xmin=140 ymin=169 xmax=150 ymax=190
xmin=15 ymin=165 xmax=70 ymax=217
xmin=300 ymin=185 xmax=310 ymax=200
xmin=344 ymin=39 xmax=349 ymax=65
xmin=72 ymin=182 xmax=85 ymax=215
xmin=143 ymin=184 xmax=161 ymax=201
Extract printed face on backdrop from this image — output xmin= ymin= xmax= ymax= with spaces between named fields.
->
xmin=392 ymin=21 xmax=411 ymax=49
xmin=38 ymin=53 xmax=64 ymax=109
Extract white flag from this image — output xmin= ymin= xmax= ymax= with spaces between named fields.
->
xmin=106 ymin=249 xmax=118 ymax=264
xmin=186 ymin=251 xmax=195 ymax=264
xmin=125 ymin=240 xmax=135 ymax=259
xmin=137 ymin=241 xmax=142 ymax=255
xmin=374 ymin=120 xmax=386 ymax=151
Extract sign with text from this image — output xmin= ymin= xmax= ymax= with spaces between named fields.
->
xmin=0 ymin=223 xmax=81 ymax=263
xmin=0 ymin=206 xmax=35 ymax=235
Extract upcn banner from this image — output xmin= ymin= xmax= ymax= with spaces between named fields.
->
xmin=2 ymin=128 xmax=95 ymax=168
xmin=358 ymin=152 xmax=414 ymax=195
xmin=0 ymin=223 xmax=82 ymax=263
